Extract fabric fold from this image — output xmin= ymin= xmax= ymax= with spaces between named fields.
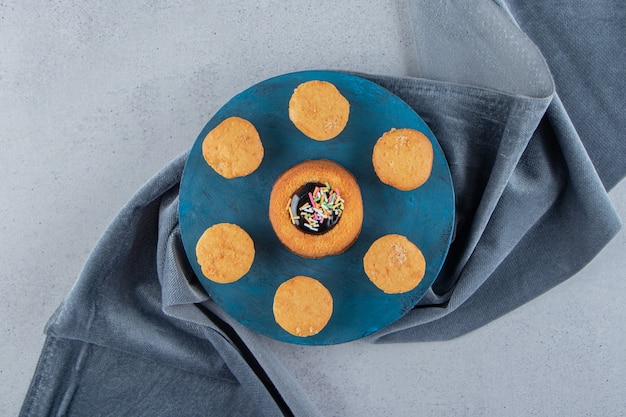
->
xmin=22 ymin=154 xmax=318 ymax=416
xmin=367 ymin=91 xmax=621 ymax=342
xmin=501 ymin=0 xmax=626 ymax=190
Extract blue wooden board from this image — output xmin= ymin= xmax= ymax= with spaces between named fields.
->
xmin=179 ymin=70 xmax=454 ymax=345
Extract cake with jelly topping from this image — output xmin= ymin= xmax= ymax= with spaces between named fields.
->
xmin=269 ymin=159 xmax=363 ymax=259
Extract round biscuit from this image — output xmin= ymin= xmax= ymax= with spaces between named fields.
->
xmin=195 ymin=223 xmax=255 ymax=284
xmin=372 ymin=128 xmax=433 ymax=191
xmin=202 ymin=116 xmax=264 ymax=179
xmin=273 ymin=276 xmax=333 ymax=337
xmin=288 ymin=80 xmax=350 ymax=141
xmin=363 ymin=234 xmax=426 ymax=294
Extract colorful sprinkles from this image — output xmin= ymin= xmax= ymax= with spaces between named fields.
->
xmin=287 ymin=182 xmax=345 ymax=234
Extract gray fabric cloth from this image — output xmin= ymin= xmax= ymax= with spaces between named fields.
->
xmin=503 ymin=0 xmax=626 ymax=190
xmin=20 ymin=0 xmax=625 ymax=415
xmin=20 ymin=155 xmax=321 ymax=417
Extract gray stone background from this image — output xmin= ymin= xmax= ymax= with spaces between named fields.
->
xmin=1 ymin=1 xmax=625 ymax=416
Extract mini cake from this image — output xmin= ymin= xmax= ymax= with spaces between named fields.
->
xmin=195 ymin=223 xmax=255 ymax=284
xmin=202 ymin=116 xmax=264 ymax=179
xmin=273 ymin=276 xmax=333 ymax=337
xmin=372 ymin=128 xmax=433 ymax=191
xmin=363 ymin=234 xmax=426 ymax=294
xmin=269 ymin=159 xmax=363 ymax=259
xmin=288 ymin=80 xmax=350 ymax=141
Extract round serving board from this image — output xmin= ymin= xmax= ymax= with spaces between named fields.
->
xmin=179 ymin=70 xmax=454 ymax=345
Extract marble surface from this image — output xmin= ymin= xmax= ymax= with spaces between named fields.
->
xmin=1 ymin=1 xmax=624 ymax=416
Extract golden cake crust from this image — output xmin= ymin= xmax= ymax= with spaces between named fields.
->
xmin=268 ymin=159 xmax=363 ymax=259
xmin=372 ymin=128 xmax=433 ymax=191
